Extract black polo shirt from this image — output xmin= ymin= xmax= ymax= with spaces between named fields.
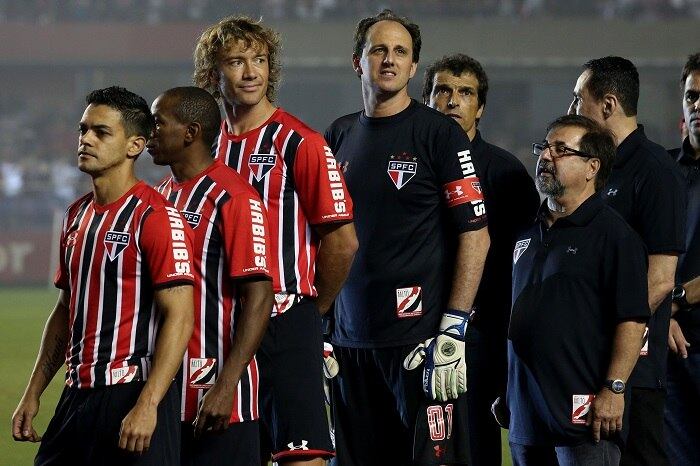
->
xmin=470 ymin=131 xmax=540 ymax=334
xmin=602 ymin=125 xmax=686 ymax=389
xmin=669 ymin=137 xmax=700 ymax=351
xmin=507 ymin=194 xmax=649 ymax=446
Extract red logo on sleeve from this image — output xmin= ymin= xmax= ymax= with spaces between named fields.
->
xmin=443 ymin=178 xmax=484 ymax=208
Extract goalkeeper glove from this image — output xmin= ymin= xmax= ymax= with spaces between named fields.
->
xmin=403 ymin=309 xmax=471 ymax=401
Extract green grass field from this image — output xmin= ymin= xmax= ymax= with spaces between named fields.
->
xmin=0 ymin=287 xmax=512 ymax=465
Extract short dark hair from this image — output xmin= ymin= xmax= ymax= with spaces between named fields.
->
xmin=546 ymin=114 xmax=616 ymax=192
xmin=422 ymin=54 xmax=489 ymax=108
xmin=681 ymin=52 xmax=700 ymax=88
xmin=353 ymin=9 xmax=421 ymax=63
xmin=582 ymin=56 xmax=639 ymax=117
xmin=86 ymin=86 xmax=154 ymax=138
xmin=161 ymin=87 xmax=222 ymax=148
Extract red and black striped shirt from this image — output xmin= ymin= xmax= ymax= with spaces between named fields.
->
xmin=54 ymin=181 xmax=195 ymax=388
xmin=214 ymin=109 xmax=353 ymax=315
xmin=156 ymin=162 xmax=272 ymax=423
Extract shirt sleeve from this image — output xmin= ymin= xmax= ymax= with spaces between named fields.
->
xmin=635 ymin=165 xmax=686 ymax=254
xmin=139 ymin=206 xmax=195 ymax=288
xmin=293 ymin=133 xmax=354 ymax=225
xmin=219 ymin=193 xmax=272 ymax=280
xmin=53 ymin=213 xmax=69 ymax=290
xmin=433 ymin=122 xmax=488 ymax=233
xmin=610 ymin=230 xmax=650 ymax=321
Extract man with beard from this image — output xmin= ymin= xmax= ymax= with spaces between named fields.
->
xmin=507 ymin=115 xmax=649 ymax=466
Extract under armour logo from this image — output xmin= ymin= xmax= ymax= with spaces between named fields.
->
xmin=567 ymin=246 xmax=578 ymax=255
xmin=607 ymin=188 xmax=618 ymax=196
xmin=287 ymin=440 xmax=309 ymax=451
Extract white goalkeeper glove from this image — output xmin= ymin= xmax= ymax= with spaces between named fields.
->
xmin=403 ymin=309 xmax=471 ymax=401
xmin=322 ymin=342 xmax=338 ymax=406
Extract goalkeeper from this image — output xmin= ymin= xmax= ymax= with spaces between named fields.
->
xmin=323 ymin=10 xmax=490 ymax=466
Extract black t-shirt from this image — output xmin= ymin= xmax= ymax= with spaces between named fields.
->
xmin=602 ymin=125 xmax=686 ymax=389
xmin=669 ymin=138 xmax=700 ymax=351
xmin=470 ymin=131 xmax=540 ymax=334
xmin=507 ymin=194 xmax=649 ymax=446
xmin=325 ymin=100 xmax=488 ymax=348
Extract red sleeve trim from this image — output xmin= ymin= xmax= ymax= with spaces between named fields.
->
xmin=272 ymin=449 xmax=335 ymax=461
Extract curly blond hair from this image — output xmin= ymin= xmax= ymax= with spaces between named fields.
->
xmin=193 ymin=15 xmax=281 ymax=102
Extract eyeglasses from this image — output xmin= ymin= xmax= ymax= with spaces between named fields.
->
xmin=532 ymin=141 xmax=595 ymax=159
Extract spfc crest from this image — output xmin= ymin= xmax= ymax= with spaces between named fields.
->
xmin=104 ymin=231 xmax=130 ymax=261
xmin=513 ymin=238 xmax=531 ymax=265
xmin=387 ymin=160 xmax=417 ymax=189
xmin=181 ymin=211 xmax=201 ymax=229
xmin=189 ymin=358 xmax=217 ymax=388
xmin=249 ymin=153 xmax=277 ymax=181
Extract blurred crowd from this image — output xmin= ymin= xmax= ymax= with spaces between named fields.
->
xmin=1 ymin=0 xmax=700 ymax=22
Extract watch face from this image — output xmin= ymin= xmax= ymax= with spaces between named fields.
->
xmin=612 ymin=380 xmax=625 ymax=393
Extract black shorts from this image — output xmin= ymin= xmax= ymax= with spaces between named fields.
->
xmin=330 ymin=345 xmax=471 ymax=466
xmin=181 ymin=420 xmax=260 ymax=466
xmin=257 ymin=298 xmax=334 ymax=462
xmin=620 ymin=387 xmax=669 ymax=466
xmin=35 ymin=381 xmax=180 ymax=466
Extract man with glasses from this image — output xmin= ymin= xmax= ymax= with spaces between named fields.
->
xmin=507 ymin=115 xmax=649 ymax=466
xmin=569 ymin=56 xmax=686 ymax=466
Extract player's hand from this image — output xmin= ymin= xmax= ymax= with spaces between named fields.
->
xmin=193 ymin=382 xmax=234 ymax=437
xmin=403 ymin=309 xmax=470 ymax=402
xmin=586 ymin=389 xmax=624 ymax=443
xmin=11 ymin=395 xmax=42 ymax=442
xmin=119 ymin=403 xmax=157 ymax=455
xmin=323 ymin=342 xmax=339 ymax=379
xmin=668 ymin=318 xmax=690 ymax=358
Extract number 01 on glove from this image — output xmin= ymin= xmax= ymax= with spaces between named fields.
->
xmin=403 ymin=309 xmax=471 ymax=402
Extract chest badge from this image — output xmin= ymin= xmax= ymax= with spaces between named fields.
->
xmin=387 ymin=153 xmax=418 ymax=189
xmin=181 ymin=211 xmax=201 ymax=229
xmin=513 ymin=238 xmax=531 ymax=265
xmin=249 ymin=153 xmax=277 ymax=181
xmin=104 ymin=231 xmax=130 ymax=261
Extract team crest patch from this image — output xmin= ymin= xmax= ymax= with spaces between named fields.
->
xmin=110 ymin=365 xmax=140 ymax=384
xmin=513 ymin=238 xmax=531 ymax=265
xmin=640 ymin=327 xmax=649 ymax=356
xmin=396 ymin=286 xmax=423 ymax=318
xmin=189 ymin=358 xmax=217 ymax=388
xmin=181 ymin=211 xmax=201 ymax=228
xmin=387 ymin=154 xmax=418 ymax=189
xmin=104 ymin=231 xmax=130 ymax=261
xmin=249 ymin=153 xmax=277 ymax=181
xmin=572 ymin=394 xmax=594 ymax=424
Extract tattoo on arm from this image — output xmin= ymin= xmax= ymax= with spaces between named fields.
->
xmin=40 ymin=334 xmax=67 ymax=381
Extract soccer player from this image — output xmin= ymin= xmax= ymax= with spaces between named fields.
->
xmin=193 ymin=16 xmax=357 ymax=465
xmin=325 ymin=10 xmax=490 ymax=465
xmin=11 ymin=86 xmax=195 ymax=465
xmin=148 ymin=86 xmax=274 ymax=465
xmin=569 ymin=56 xmax=686 ymax=466
xmin=423 ymin=53 xmax=540 ymax=466
xmin=508 ymin=114 xmax=649 ymax=466
xmin=664 ymin=52 xmax=700 ymax=466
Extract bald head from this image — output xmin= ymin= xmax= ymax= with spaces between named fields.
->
xmin=160 ymin=86 xmax=222 ymax=147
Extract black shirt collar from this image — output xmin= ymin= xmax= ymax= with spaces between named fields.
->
xmin=359 ymin=99 xmax=418 ymax=127
xmin=537 ymin=193 xmax=605 ymax=228
xmin=677 ymin=137 xmax=700 ymax=166
xmin=615 ymin=124 xmax=646 ymax=168
xmin=471 ymin=130 xmax=484 ymax=147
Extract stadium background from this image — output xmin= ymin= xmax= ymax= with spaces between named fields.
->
xmin=0 ymin=1 xmax=696 ymax=463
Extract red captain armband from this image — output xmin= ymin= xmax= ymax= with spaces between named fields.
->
xmin=442 ymin=177 xmax=484 ymax=208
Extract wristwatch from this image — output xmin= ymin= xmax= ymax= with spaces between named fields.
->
xmin=603 ymin=379 xmax=625 ymax=394
xmin=672 ymin=285 xmax=689 ymax=308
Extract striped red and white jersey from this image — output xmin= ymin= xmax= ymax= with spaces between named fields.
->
xmin=54 ymin=181 xmax=195 ymax=389
xmin=214 ymin=108 xmax=353 ymax=314
xmin=156 ymin=161 xmax=272 ymax=423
